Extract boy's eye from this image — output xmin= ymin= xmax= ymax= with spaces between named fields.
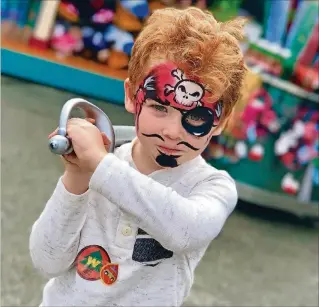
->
xmin=185 ymin=114 xmax=206 ymax=126
xmin=151 ymin=104 xmax=167 ymax=113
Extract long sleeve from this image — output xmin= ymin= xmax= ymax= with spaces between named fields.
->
xmin=29 ymin=177 xmax=89 ymax=278
xmin=89 ymin=154 xmax=238 ymax=254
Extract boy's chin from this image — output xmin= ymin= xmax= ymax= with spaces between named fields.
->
xmin=153 ymin=151 xmax=192 ymax=169
xmin=155 ymin=153 xmax=179 ymax=168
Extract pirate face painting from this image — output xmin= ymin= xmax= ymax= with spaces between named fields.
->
xmin=164 ymin=69 xmax=205 ymax=108
xmin=133 ymin=62 xmax=223 ymax=168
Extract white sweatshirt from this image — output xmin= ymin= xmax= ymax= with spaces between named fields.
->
xmin=29 ymin=141 xmax=238 ymax=306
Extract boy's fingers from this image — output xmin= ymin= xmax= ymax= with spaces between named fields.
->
xmin=68 ymin=117 xmax=95 ymax=124
xmin=85 ymin=117 xmax=95 ymax=124
xmin=49 ymin=118 xmax=95 ymax=139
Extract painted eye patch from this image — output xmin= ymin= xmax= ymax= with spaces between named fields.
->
xmin=185 ymin=113 xmax=206 ymax=126
xmin=181 ymin=107 xmax=215 ymax=137
xmin=147 ymin=101 xmax=216 ymax=136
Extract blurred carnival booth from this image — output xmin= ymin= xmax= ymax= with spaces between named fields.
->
xmin=1 ymin=0 xmax=318 ymax=217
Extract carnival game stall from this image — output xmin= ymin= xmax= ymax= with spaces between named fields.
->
xmin=1 ymin=0 xmax=318 ymax=217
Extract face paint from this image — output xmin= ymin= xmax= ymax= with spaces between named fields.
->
xmin=156 ymin=151 xmax=180 ymax=168
xmin=142 ymin=134 xmax=199 ymax=168
xmin=142 ymin=133 xmax=164 ymax=141
xmin=177 ymin=141 xmax=200 ymax=151
xmin=142 ymin=133 xmax=181 ymax=167
xmin=134 ymin=62 xmax=223 ymax=137
xmin=181 ymin=107 xmax=215 ymax=137
xmin=134 ymin=62 xmax=224 ymax=169
xmin=142 ymin=134 xmax=199 ymax=151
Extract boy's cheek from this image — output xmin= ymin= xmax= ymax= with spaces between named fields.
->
xmin=138 ymin=110 xmax=160 ymax=132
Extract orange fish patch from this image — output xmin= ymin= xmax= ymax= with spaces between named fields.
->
xmin=100 ymin=263 xmax=119 ymax=285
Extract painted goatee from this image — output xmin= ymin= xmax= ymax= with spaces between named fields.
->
xmin=156 ymin=151 xmax=180 ymax=168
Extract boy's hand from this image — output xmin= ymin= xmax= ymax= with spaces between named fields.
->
xmin=48 ymin=118 xmax=110 ymax=195
xmin=48 ymin=118 xmax=110 ymax=173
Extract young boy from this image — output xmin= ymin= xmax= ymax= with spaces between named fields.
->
xmin=30 ymin=7 xmax=246 ymax=306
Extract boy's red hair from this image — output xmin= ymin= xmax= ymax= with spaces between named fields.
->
xmin=128 ymin=7 xmax=247 ymax=125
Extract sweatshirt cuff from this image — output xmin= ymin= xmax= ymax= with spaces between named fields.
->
xmin=53 ymin=176 xmax=90 ymax=206
xmin=89 ymin=153 xmax=119 ymax=195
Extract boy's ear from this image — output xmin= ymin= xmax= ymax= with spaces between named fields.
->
xmin=211 ymin=126 xmax=223 ymax=136
xmin=124 ymin=78 xmax=135 ymax=114
xmin=210 ymin=114 xmax=231 ymax=136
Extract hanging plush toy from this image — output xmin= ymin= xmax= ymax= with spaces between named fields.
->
xmin=78 ymin=26 xmax=112 ymax=62
xmin=232 ymin=88 xmax=280 ymax=161
xmin=275 ymin=107 xmax=319 ymax=195
xmin=58 ymin=1 xmax=79 ymax=23
xmin=104 ymin=24 xmax=134 ymax=69
xmin=121 ymin=0 xmax=149 ymax=19
xmin=281 ymin=172 xmax=300 ymax=195
xmin=51 ymin=22 xmax=83 ymax=58
xmin=113 ymin=1 xmax=143 ymax=33
xmin=52 ymin=0 xmax=116 ymax=62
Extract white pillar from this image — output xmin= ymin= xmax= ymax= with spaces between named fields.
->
xmin=29 ymin=0 xmax=60 ymax=48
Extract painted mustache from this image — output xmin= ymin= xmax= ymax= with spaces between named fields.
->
xmin=177 ymin=141 xmax=199 ymax=151
xmin=142 ymin=133 xmax=164 ymax=141
xmin=142 ymin=133 xmax=199 ymax=151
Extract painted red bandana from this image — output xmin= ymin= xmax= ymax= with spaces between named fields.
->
xmin=134 ymin=62 xmax=223 ymax=137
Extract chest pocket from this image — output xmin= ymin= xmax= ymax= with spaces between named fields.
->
xmin=132 ymin=228 xmax=173 ymax=267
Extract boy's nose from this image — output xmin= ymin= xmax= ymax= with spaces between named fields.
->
xmin=162 ymin=118 xmax=183 ymax=141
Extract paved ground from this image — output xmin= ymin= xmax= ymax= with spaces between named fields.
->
xmin=1 ymin=76 xmax=318 ymax=306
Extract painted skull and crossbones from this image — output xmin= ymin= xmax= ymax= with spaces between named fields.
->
xmin=164 ymin=69 xmax=205 ymax=108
